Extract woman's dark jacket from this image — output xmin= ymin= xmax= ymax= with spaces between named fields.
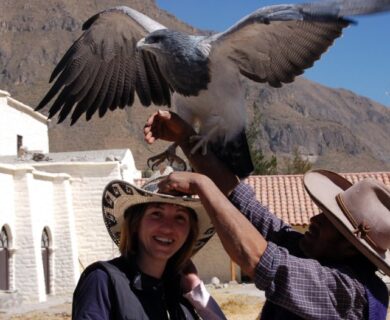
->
xmin=72 ymin=256 xmax=199 ymax=320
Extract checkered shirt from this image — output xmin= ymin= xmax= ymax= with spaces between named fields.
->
xmin=228 ymin=182 xmax=381 ymax=320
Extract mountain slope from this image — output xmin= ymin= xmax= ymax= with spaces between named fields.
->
xmin=246 ymin=78 xmax=390 ymax=172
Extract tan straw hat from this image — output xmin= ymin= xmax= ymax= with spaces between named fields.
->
xmin=102 ymin=176 xmax=215 ymax=255
xmin=304 ymin=169 xmax=390 ymax=276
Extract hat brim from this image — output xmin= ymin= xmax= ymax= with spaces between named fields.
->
xmin=304 ymin=170 xmax=390 ymax=276
xmin=102 ymin=180 xmax=215 ymax=255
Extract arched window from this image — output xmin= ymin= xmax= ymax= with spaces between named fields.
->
xmin=41 ymin=228 xmax=51 ymax=294
xmin=0 ymin=227 xmax=9 ymax=290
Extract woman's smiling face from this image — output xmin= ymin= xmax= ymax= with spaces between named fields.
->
xmin=137 ymin=203 xmax=191 ymax=267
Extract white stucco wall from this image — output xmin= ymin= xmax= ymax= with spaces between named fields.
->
xmin=31 ymin=162 xmax=123 ymax=269
xmin=52 ymin=176 xmax=80 ymax=295
xmin=27 ymin=171 xmax=55 ymax=302
xmin=0 ymin=152 xmax=143 ymax=304
xmin=0 ymin=164 xmax=80 ymax=303
xmin=121 ymin=149 xmax=142 ymax=182
xmin=0 ymin=90 xmax=49 ymax=156
xmin=68 ymin=164 xmax=121 ymax=269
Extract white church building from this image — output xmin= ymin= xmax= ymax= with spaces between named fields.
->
xmin=0 ymin=90 xmax=234 ymax=309
xmin=0 ymin=90 xmax=144 ymax=307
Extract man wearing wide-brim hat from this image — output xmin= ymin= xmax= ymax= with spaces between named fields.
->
xmin=144 ymin=110 xmax=390 ymax=320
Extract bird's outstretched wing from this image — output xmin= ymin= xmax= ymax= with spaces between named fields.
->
xmin=36 ymin=7 xmax=171 ymax=125
xmin=208 ymin=0 xmax=390 ymax=88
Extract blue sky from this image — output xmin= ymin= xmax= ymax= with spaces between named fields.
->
xmin=156 ymin=0 xmax=390 ymax=107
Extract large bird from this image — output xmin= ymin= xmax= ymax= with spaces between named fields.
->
xmin=36 ymin=0 xmax=390 ymax=178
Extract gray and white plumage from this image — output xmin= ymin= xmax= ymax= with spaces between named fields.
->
xmin=36 ymin=0 xmax=390 ymax=177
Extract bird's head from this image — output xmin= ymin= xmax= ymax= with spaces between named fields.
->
xmin=137 ymin=29 xmax=210 ymax=96
xmin=137 ymin=29 xmax=200 ymax=56
xmin=137 ymin=29 xmax=171 ymax=54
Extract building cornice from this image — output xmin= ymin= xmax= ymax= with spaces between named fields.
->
xmin=0 ymin=90 xmax=49 ymax=125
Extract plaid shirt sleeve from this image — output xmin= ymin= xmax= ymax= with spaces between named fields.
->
xmin=229 ymin=183 xmax=367 ymax=320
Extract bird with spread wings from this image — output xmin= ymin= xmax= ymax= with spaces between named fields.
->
xmin=36 ymin=0 xmax=390 ymax=178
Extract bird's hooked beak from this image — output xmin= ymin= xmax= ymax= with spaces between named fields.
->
xmin=136 ymin=38 xmax=146 ymax=49
xmin=136 ymin=37 xmax=159 ymax=54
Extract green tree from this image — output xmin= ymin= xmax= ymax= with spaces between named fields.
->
xmin=285 ymin=147 xmax=312 ymax=174
xmin=251 ymin=148 xmax=278 ymax=175
xmin=247 ymin=104 xmax=278 ymax=175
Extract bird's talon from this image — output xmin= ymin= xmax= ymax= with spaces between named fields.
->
xmin=147 ymin=144 xmax=187 ymax=171
xmin=147 ymin=153 xmax=166 ymax=170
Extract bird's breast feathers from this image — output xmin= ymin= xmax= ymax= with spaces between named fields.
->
xmin=173 ymin=63 xmax=246 ymax=144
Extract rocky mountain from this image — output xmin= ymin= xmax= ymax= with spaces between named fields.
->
xmin=1 ymin=0 xmax=389 ymax=173
xmin=246 ymin=78 xmax=390 ymax=172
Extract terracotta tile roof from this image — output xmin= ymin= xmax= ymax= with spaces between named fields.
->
xmin=245 ymin=172 xmax=390 ymax=226
xmin=135 ymin=172 xmax=390 ymax=227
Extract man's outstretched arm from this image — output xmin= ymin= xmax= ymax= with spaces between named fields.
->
xmin=158 ymin=171 xmax=267 ymax=278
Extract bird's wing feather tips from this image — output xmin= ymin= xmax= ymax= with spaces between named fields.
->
xmin=301 ymin=0 xmax=390 ymax=17
xmin=36 ymin=7 xmax=171 ymax=125
xmin=209 ymin=4 xmax=350 ymax=88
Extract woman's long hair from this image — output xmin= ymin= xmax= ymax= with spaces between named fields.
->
xmin=119 ymin=202 xmax=199 ymax=273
